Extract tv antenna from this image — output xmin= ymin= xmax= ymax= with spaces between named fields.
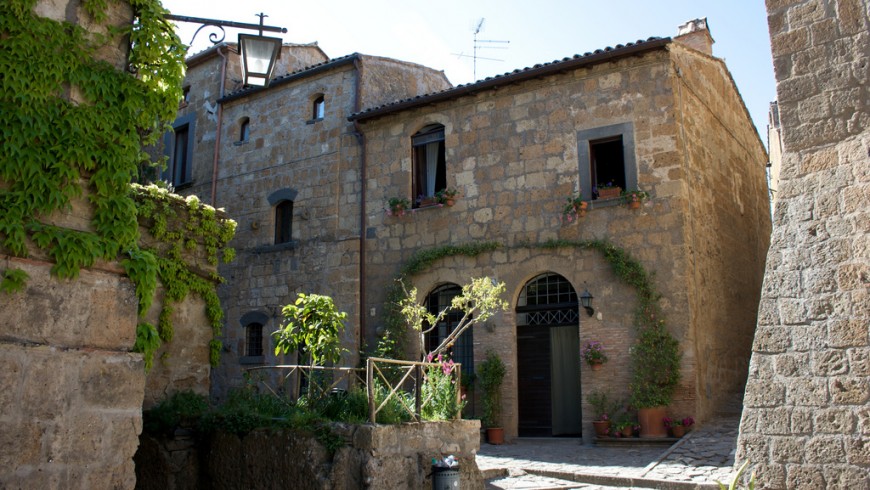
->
xmin=452 ymin=18 xmax=509 ymax=81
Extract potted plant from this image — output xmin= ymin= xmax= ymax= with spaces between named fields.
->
xmin=386 ymin=197 xmax=411 ymax=217
xmin=587 ymin=390 xmax=620 ymax=437
xmin=629 ymin=320 xmax=681 ymax=438
xmin=561 ymin=193 xmax=588 ymax=222
xmin=479 ymin=350 xmax=507 ymax=444
xmin=594 ymin=181 xmax=622 ymax=200
xmin=582 ymin=340 xmax=608 ymax=370
xmin=621 ymin=189 xmax=649 ymax=209
xmin=663 ymin=416 xmax=694 ymax=438
xmin=417 ymin=194 xmax=439 ymax=208
xmin=435 ymin=187 xmax=459 ymax=206
xmin=613 ymin=412 xmax=637 ymax=438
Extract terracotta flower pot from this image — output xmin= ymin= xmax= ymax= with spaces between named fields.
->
xmin=671 ymin=425 xmax=686 ymax=438
xmin=592 ymin=420 xmax=611 ymax=437
xmin=621 ymin=425 xmax=634 ymax=437
xmin=637 ymin=407 xmax=668 ymax=438
xmin=628 ymin=199 xmax=641 ymax=209
xmin=590 ymin=361 xmax=602 ymax=371
xmin=486 ymin=427 xmax=504 ymax=445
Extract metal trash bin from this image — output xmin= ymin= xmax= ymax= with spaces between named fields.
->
xmin=431 ymin=465 xmax=460 ymax=490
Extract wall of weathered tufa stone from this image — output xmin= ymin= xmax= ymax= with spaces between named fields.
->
xmin=135 ymin=420 xmax=483 ymax=490
xmin=735 ymin=0 xmax=869 ymax=488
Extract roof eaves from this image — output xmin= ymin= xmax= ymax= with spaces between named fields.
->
xmin=349 ymin=37 xmax=671 ymax=122
xmin=218 ymin=53 xmax=361 ymax=104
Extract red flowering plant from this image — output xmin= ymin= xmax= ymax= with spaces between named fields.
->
xmin=582 ymin=341 xmax=608 ymax=366
xmin=663 ymin=416 xmax=695 ymax=428
xmin=421 ymin=353 xmax=466 ymax=420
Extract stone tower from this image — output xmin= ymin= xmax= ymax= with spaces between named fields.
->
xmin=735 ymin=0 xmax=869 ymax=488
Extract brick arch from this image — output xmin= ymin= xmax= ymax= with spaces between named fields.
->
xmin=267 ymin=188 xmax=298 ymax=206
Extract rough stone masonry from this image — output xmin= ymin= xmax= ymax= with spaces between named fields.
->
xmin=735 ymin=0 xmax=869 ymax=488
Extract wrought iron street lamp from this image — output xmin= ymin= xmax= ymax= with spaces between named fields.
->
xmin=166 ymin=12 xmax=287 ymax=87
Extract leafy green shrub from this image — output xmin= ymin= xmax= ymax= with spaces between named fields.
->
xmin=198 ymin=388 xmax=296 ymax=435
xmin=143 ymin=390 xmax=209 ymax=435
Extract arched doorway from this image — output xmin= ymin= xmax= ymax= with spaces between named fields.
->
xmin=516 ymin=273 xmax=581 ymax=437
xmin=423 ymin=284 xmax=474 ymax=379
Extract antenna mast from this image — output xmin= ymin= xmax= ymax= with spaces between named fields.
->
xmin=472 ymin=18 xmax=509 ymax=81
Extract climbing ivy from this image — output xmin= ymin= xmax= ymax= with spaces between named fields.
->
xmin=379 ymin=238 xmax=681 ymax=407
xmin=0 ymin=2 xmax=234 ymax=371
xmin=131 ymin=184 xmax=237 ymax=368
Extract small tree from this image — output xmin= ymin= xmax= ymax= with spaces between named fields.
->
xmin=398 ymin=276 xmax=508 ymax=361
xmin=273 ymin=293 xmax=348 ymax=367
xmin=478 ymin=351 xmax=506 ymax=428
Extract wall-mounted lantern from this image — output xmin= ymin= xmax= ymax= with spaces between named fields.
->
xmin=580 ymin=288 xmax=594 ymax=317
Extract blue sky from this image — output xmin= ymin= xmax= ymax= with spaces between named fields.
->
xmin=162 ymin=0 xmax=776 ymax=147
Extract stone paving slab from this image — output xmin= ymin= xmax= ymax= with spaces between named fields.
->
xmin=478 ymin=415 xmax=740 ymax=489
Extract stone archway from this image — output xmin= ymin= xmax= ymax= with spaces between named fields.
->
xmin=515 ymin=272 xmax=581 ymax=437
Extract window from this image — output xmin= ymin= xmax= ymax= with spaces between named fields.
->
xmin=577 ymin=122 xmax=636 ymax=202
xmin=590 ymin=137 xmax=626 ymax=199
xmin=424 ymin=284 xmax=473 ymax=379
xmin=180 ymin=86 xmax=190 ymax=106
xmin=239 ymin=311 xmax=268 ymax=364
xmin=412 ymin=124 xmax=446 ymax=207
xmin=274 ymin=200 xmax=293 ymax=244
xmin=162 ymin=113 xmax=195 ymax=188
xmin=313 ymin=95 xmax=325 ymax=120
xmin=239 ymin=117 xmax=250 ymax=142
xmin=246 ymin=323 xmax=263 ymax=357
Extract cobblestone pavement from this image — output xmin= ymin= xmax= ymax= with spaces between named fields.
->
xmin=478 ymin=415 xmax=739 ymax=489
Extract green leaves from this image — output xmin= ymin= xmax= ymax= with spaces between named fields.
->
xmin=133 ymin=322 xmax=161 ymax=372
xmin=274 ymin=293 xmax=349 ymax=367
xmin=0 ymin=268 xmax=29 ymax=294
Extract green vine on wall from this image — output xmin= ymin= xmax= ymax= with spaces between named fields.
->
xmin=0 ymin=1 xmax=234 ymax=371
xmin=379 ymin=238 xmax=681 ymax=407
xmin=132 ymin=184 xmax=237 ymax=369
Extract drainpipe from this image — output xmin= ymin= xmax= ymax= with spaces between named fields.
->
xmin=211 ymin=45 xmax=228 ymax=206
xmin=352 ymin=56 xmax=367 ymax=353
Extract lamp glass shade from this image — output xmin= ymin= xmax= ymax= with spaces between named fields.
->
xmin=580 ymin=289 xmax=593 ymax=309
xmin=239 ymin=33 xmax=281 ymax=87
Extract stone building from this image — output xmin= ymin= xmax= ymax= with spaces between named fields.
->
xmin=169 ymin=42 xmax=452 ymax=399
xmin=735 ymin=1 xmax=869 ymax=488
xmin=174 ymin=20 xmax=771 ymax=441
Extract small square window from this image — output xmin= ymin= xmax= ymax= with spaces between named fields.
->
xmin=577 ymin=123 xmax=636 ymax=202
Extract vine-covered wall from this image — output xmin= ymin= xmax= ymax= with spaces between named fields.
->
xmin=0 ymin=1 xmax=232 ymax=487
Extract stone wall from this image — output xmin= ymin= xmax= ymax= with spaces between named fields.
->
xmin=0 ymin=258 xmax=144 ymax=489
xmin=668 ymin=44 xmax=772 ymax=419
xmin=135 ymin=420 xmax=483 ymax=490
xmin=0 ymin=1 xmax=145 ymax=488
xmin=735 ymin=0 xmax=869 ymax=488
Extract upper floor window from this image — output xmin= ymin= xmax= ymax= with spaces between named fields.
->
xmin=162 ymin=113 xmax=195 ymax=188
xmin=313 ymin=95 xmax=325 ymax=120
xmin=239 ymin=117 xmax=250 ymax=142
xmin=412 ymin=124 xmax=446 ymax=207
xmin=275 ymin=200 xmax=293 ymax=244
xmin=577 ymin=122 xmax=637 ymax=202
xmin=180 ymin=86 xmax=190 ymax=107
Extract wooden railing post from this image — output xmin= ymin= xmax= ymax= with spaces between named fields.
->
xmin=415 ymin=365 xmax=422 ymax=422
xmin=367 ymin=358 xmax=375 ymax=423
xmin=455 ymin=364 xmax=462 ymax=420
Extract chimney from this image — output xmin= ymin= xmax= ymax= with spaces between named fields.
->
xmin=674 ymin=18 xmax=715 ymax=55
